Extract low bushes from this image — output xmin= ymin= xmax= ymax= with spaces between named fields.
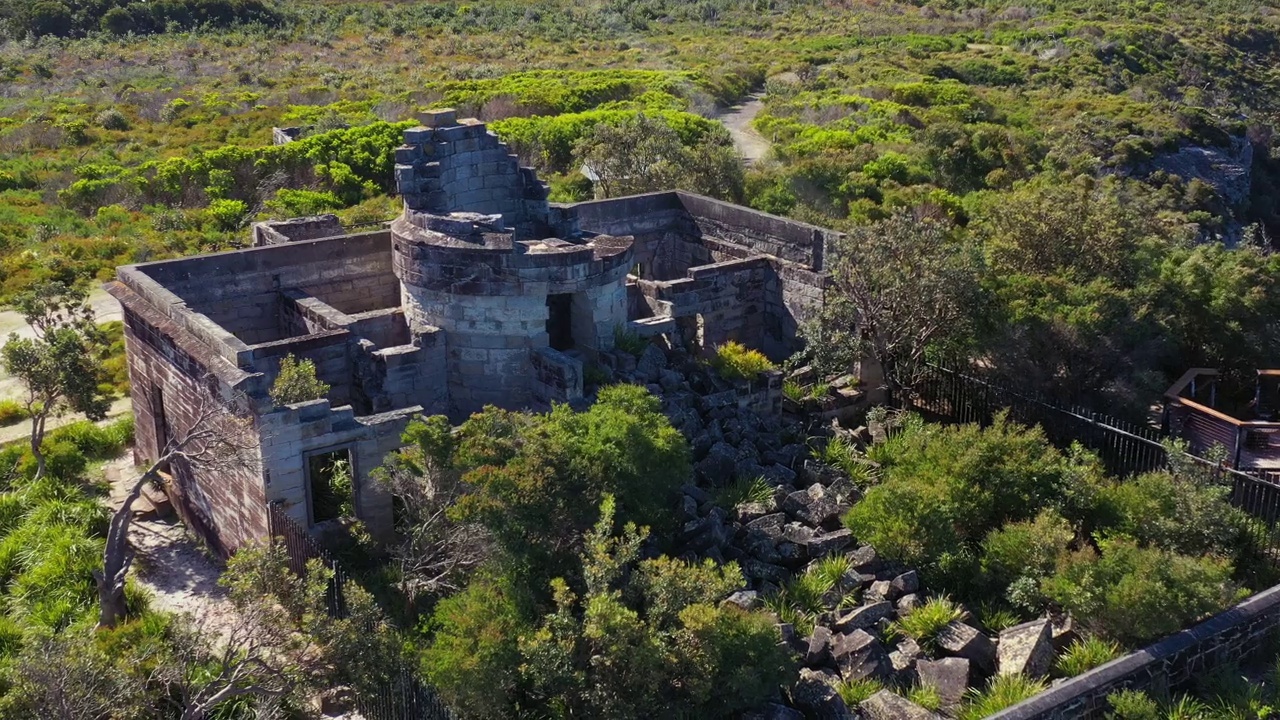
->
xmin=844 ymin=413 xmax=1255 ymax=647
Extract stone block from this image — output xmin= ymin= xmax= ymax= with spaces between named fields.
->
xmin=997 ymin=619 xmax=1055 ymax=678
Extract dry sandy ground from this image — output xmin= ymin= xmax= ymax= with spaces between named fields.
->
xmin=103 ymin=456 xmax=241 ymax=641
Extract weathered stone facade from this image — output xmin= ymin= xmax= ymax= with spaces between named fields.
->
xmin=109 ymin=111 xmax=841 ymax=551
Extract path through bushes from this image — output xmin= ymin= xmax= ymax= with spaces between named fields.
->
xmin=103 ymin=456 xmax=241 ymax=643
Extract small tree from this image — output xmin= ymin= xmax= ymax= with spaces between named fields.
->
xmin=817 ymin=209 xmax=982 ymax=402
xmin=573 ymin=113 xmax=743 ymax=201
xmin=1 ymin=281 xmax=111 ymax=480
xmin=269 ymin=354 xmax=329 ymax=406
xmin=94 ymin=390 xmax=258 ymax=629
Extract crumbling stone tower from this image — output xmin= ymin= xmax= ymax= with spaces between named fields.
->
xmin=391 ymin=110 xmax=634 ymax=415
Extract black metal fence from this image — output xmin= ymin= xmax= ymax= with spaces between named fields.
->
xmin=903 ymin=364 xmax=1280 ymax=570
xmin=266 ymin=503 xmax=455 ymax=720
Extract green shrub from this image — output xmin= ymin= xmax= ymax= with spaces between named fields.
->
xmin=847 ymin=413 xmax=1096 ymax=595
xmin=94 ymin=109 xmax=130 ymax=131
xmin=958 ymin=674 xmax=1048 ymax=720
xmin=206 ymin=199 xmax=247 ymax=231
xmin=1097 ymin=470 xmax=1253 ymax=559
xmin=711 ymin=341 xmax=774 ymax=381
xmin=20 ymin=440 xmax=87 ymax=481
xmin=783 ymin=380 xmax=806 ymax=403
xmin=270 ymin=355 xmax=330 ymax=406
xmin=980 ymin=509 xmax=1074 ymax=597
xmin=819 ymin=435 xmax=875 ymax=487
xmin=1106 ymin=689 xmax=1161 ymax=720
xmin=0 ymin=401 xmax=29 ymax=427
xmin=908 ymin=684 xmax=943 ymax=711
xmin=890 ymin=596 xmax=963 ymax=650
xmin=49 ymin=418 xmax=132 ymax=459
xmin=1057 ymin=636 xmax=1123 ymax=677
xmin=1041 ymin=538 xmax=1239 ymax=646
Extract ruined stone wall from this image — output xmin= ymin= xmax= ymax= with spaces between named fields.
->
xmin=112 ymin=284 xmax=267 ymax=557
xmin=247 ymin=331 xmax=354 ymax=407
xmin=257 ymin=399 xmax=420 ymax=541
xmin=570 ymin=192 xmax=833 ymax=359
xmin=136 ymin=231 xmax=399 ymax=344
xmin=531 ymin=346 xmax=584 ymax=407
xmin=395 ymin=110 xmax=554 ymax=234
xmin=989 ymin=584 xmax=1280 ymax=719
xmin=633 ymin=257 xmax=779 ymax=355
xmin=252 ymin=215 xmax=343 ymax=247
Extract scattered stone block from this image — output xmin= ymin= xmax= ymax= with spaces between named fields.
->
xmin=937 ymin=621 xmax=997 ymax=674
xmin=831 ymin=629 xmax=890 ymax=681
xmin=833 ymin=601 xmax=895 ymax=632
xmin=998 ymin=619 xmax=1055 ymax=678
xmin=805 ymin=626 xmax=833 ymax=667
xmin=917 ymin=657 xmax=971 ymax=711
xmin=859 ymin=690 xmax=940 ymax=720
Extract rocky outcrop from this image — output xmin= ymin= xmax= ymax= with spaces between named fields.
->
xmin=859 ymin=690 xmax=941 ymax=720
xmin=998 ymin=619 xmax=1056 ymax=678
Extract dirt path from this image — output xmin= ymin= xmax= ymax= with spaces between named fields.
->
xmin=102 ymin=456 xmax=241 ymax=641
xmin=714 ymin=93 xmax=771 ymax=165
xmin=0 ymin=397 xmax=133 ymax=446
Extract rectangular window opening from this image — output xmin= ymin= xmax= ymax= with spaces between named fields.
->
xmin=307 ymin=448 xmax=354 ymax=525
xmin=546 ymin=293 xmax=575 ymax=351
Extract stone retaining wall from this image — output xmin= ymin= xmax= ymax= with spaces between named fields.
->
xmin=990 ymin=584 xmax=1280 ymax=719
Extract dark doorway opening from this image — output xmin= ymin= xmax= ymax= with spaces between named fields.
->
xmin=307 ymin=448 xmax=354 ymax=525
xmin=547 ymin=293 xmax=574 ymax=351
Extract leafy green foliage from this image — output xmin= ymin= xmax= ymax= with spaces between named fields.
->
xmin=1041 ymin=538 xmax=1240 ymax=647
xmin=835 ymin=677 xmax=884 ymax=707
xmin=1107 ymin=689 xmax=1162 ymax=720
xmin=847 ymin=413 xmax=1091 ymax=593
xmin=713 ymin=475 xmax=773 ymax=509
xmin=425 ymin=497 xmax=794 ymax=719
xmin=269 ymin=354 xmax=330 ymax=406
xmin=450 ymin=384 xmax=690 ymax=592
xmin=711 ymin=341 xmax=775 ymax=381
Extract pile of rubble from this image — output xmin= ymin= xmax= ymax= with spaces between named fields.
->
xmin=597 ymin=343 xmax=1074 ymax=720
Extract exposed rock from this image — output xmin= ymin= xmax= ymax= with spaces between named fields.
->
xmin=890 ymin=570 xmax=920 ymax=597
xmin=937 ymin=622 xmax=997 ymax=674
xmin=779 ymin=522 xmax=816 ymax=546
xmin=777 ymin=541 xmax=807 ymax=566
xmin=681 ymin=483 xmax=712 ymax=505
xmin=741 ymin=558 xmax=789 ymax=585
xmin=897 ymin=593 xmax=923 ymax=615
xmin=723 ymin=590 xmax=760 ymax=611
xmin=807 ymin=529 xmax=853 ymax=557
xmin=859 ymin=690 xmax=940 ymax=720
xmin=790 ymin=668 xmax=852 ymax=719
xmin=742 ymin=703 xmax=806 ymax=720
xmin=746 ymin=512 xmax=787 ymax=535
xmin=783 ymin=483 xmax=840 ymax=526
xmin=762 ymin=463 xmax=799 ymax=486
xmin=848 ymin=545 xmax=882 ymax=573
xmin=697 ymin=441 xmax=737 ymax=481
xmin=805 ymin=626 xmax=833 ymax=667
xmin=735 ymin=502 xmax=774 ymax=523
xmin=916 ymin=658 xmax=971 ymax=712
xmin=833 ymin=601 xmax=895 ymax=632
xmin=831 ymin=629 xmax=889 ymax=681
xmin=678 ymin=494 xmax=699 ymax=522
xmin=636 ymin=343 xmax=668 ymax=382
xmin=998 ymin=619 xmax=1055 ymax=678
xmin=1050 ymin=614 xmax=1079 ymax=653
xmin=866 ymin=580 xmax=893 ymax=603
xmin=779 ymin=623 xmax=807 ymax=654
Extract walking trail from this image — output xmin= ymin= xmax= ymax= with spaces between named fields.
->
xmin=714 ymin=92 xmax=771 ymax=165
xmin=103 ymin=455 xmax=241 ymax=641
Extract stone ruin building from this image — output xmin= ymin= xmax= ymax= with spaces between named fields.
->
xmin=106 ymin=109 xmax=840 ymax=554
